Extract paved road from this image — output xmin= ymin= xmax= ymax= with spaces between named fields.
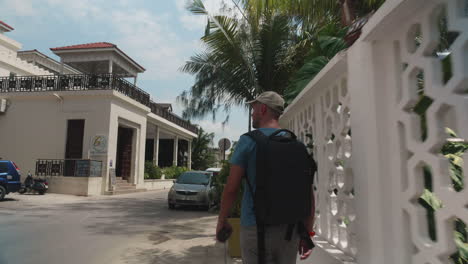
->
xmin=0 ymin=190 xmax=234 ymax=264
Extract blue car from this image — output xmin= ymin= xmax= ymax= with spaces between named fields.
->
xmin=0 ymin=160 xmax=22 ymax=200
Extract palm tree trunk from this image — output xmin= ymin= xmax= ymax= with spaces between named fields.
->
xmin=340 ymin=0 xmax=357 ymax=26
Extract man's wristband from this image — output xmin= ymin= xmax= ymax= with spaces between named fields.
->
xmin=309 ymin=231 xmax=316 ymax=237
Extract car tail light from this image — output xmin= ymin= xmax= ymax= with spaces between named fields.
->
xmin=45 ymin=182 xmax=48 ymax=185
xmin=13 ymin=162 xmax=20 ymax=171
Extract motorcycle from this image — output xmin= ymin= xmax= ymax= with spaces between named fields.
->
xmin=18 ymin=171 xmax=48 ymax=195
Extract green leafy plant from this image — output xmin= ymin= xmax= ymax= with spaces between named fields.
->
xmin=191 ymin=127 xmax=216 ymax=170
xmin=284 ymin=21 xmax=348 ymax=104
xmin=144 ymin=161 xmax=163 ymax=179
xmin=441 ymin=129 xmax=468 ymax=264
xmin=162 ymin=166 xmax=189 ymax=179
xmin=416 ymin=128 xmax=467 ymax=263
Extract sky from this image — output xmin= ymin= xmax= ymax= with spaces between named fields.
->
xmin=1 ymin=0 xmax=249 ymax=148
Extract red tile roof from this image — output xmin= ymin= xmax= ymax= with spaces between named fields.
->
xmin=50 ymin=42 xmax=145 ymax=71
xmin=50 ymin=42 xmax=116 ymax=51
xmin=0 ymin=21 xmax=14 ymax=31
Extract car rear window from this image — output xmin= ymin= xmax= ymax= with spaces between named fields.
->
xmin=177 ymin=172 xmax=210 ymax=185
xmin=0 ymin=163 xmax=8 ymax=173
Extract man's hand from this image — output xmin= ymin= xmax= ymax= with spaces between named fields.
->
xmin=215 ymin=165 xmax=244 ymax=242
xmin=216 ymin=218 xmax=232 ymax=242
xmin=298 ymin=239 xmax=313 ymax=260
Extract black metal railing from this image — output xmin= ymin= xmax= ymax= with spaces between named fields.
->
xmin=36 ymin=159 xmax=102 ymax=177
xmin=0 ymin=74 xmax=198 ymax=134
xmin=0 ymin=74 xmax=151 ymax=106
xmin=149 ymin=102 xmax=198 ymax=134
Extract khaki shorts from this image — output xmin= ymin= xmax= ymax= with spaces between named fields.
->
xmin=240 ymin=224 xmax=299 ymax=264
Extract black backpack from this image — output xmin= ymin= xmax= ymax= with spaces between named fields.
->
xmin=244 ymin=129 xmax=316 ymax=263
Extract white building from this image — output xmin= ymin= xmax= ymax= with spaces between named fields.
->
xmin=0 ymin=21 xmax=197 ymax=196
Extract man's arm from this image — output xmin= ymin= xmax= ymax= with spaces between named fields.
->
xmin=305 ymin=187 xmax=315 ymax=231
xmin=299 ymin=187 xmax=316 ymax=260
xmin=216 ymin=165 xmax=245 ymax=235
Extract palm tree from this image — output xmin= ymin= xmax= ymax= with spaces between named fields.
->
xmin=178 ymin=0 xmax=310 ymax=130
xmin=284 ymin=20 xmax=348 ymax=104
xmin=191 ymin=127 xmax=216 ymax=170
xmin=241 ymin=0 xmax=386 ymax=28
xmin=238 ymin=0 xmax=386 ymax=104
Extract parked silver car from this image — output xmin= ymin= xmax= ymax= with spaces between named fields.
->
xmin=167 ymin=171 xmax=215 ymax=210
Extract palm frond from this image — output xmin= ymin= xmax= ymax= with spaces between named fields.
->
xmin=186 ymin=0 xmax=208 ymax=15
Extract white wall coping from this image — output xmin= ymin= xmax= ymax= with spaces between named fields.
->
xmin=0 ymin=52 xmax=52 ymax=76
xmin=0 ymin=33 xmax=21 ymax=51
xmin=360 ymin=0 xmax=425 ymax=41
xmin=110 ymin=90 xmax=151 ymax=114
xmin=281 ymin=51 xmax=348 ymax=121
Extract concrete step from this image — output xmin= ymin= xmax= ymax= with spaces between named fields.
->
xmin=115 ymin=182 xmax=135 ymax=187
xmin=114 ymin=180 xmax=129 ymax=184
xmin=114 ymin=185 xmax=136 ymax=191
xmin=106 ymin=188 xmax=147 ymax=195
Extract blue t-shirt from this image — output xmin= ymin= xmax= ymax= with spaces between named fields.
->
xmin=230 ymin=128 xmax=280 ymax=226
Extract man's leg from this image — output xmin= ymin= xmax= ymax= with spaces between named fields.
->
xmin=265 ymin=224 xmax=299 ymax=264
xmin=241 ymin=225 xmax=298 ymax=264
xmin=240 ymin=225 xmax=257 ymax=264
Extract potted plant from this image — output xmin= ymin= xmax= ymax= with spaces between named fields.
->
xmin=213 ymin=143 xmax=243 ymax=257
xmin=227 ymin=188 xmax=243 ymax=257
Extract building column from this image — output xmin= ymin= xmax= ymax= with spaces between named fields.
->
xmin=188 ymin=140 xmax=192 ymax=170
xmin=109 ymin=60 xmax=113 ymax=74
xmin=60 ymin=58 xmax=64 ymax=75
xmin=173 ymin=135 xmax=179 ymax=166
xmin=134 ymin=74 xmax=138 ymax=86
xmin=153 ymin=126 xmax=159 ymax=166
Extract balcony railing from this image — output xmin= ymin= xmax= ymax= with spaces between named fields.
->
xmin=0 ymin=74 xmax=151 ymax=105
xmin=149 ymin=102 xmax=198 ymax=134
xmin=35 ymin=159 xmax=102 ymax=177
xmin=0 ymin=74 xmax=198 ymax=134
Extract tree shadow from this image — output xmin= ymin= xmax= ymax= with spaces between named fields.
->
xmin=120 ymin=243 xmax=226 ymax=264
xmin=0 ymin=198 xmax=18 ymax=202
xmin=10 ymin=195 xmax=219 ymax=237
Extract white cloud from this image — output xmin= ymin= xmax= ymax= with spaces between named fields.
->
xmin=6 ymin=0 xmax=193 ymax=81
xmin=4 ymin=0 xmax=35 ymax=16
xmin=106 ymin=10 xmax=187 ymax=80
xmin=197 ymin=118 xmax=245 ymax=147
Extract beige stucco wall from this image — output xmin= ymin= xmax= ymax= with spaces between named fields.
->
xmin=0 ymin=89 xmax=193 ymax=195
xmin=105 ymin=92 xmax=149 ymax=192
xmin=45 ymin=176 xmax=102 ymax=196
xmin=0 ymin=91 xmax=112 ymax=181
xmin=143 ymin=179 xmax=173 ymax=191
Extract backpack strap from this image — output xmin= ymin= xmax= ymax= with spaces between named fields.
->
xmin=241 ymin=130 xmax=267 ymax=201
xmin=243 ymin=130 xmax=269 ymax=264
xmin=268 ymin=128 xmax=297 ymax=140
xmin=243 ymin=130 xmax=269 ymax=223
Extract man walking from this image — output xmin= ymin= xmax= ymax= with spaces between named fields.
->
xmin=216 ymin=91 xmax=315 ymax=264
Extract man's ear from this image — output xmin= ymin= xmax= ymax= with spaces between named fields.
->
xmin=261 ymin=104 xmax=268 ymax=114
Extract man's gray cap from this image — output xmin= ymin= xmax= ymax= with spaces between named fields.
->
xmin=246 ymin=91 xmax=285 ymax=114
